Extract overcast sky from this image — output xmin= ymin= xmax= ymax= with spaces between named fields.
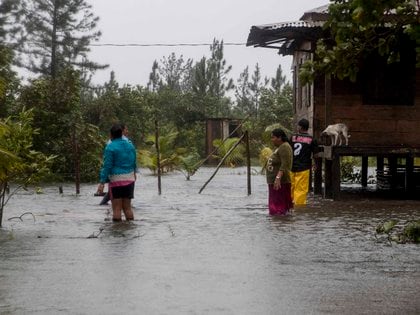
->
xmin=87 ymin=0 xmax=328 ymax=86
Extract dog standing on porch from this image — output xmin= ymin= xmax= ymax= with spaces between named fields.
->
xmin=322 ymin=123 xmax=350 ymax=146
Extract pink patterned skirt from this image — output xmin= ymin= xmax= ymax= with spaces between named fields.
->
xmin=108 ymin=172 xmax=136 ymax=200
xmin=268 ymin=183 xmax=293 ymax=215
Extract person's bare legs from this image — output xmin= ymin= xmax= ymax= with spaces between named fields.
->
xmin=111 ymin=198 xmax=123 ymax=221
xmin=122 ymin=198 xmax=134 ymax=220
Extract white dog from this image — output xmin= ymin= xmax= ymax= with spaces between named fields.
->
xmin=322 ymin=123 xmax=350 ymax=146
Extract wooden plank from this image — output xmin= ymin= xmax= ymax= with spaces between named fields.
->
xmin=334 ymin=131 xmax=420 ymax=147
xmin=333 ymin=146 xmax=420 ymax=156
xmin=396 ymin=120 xmax=420 ymax=133
xmin=332 ymin=105 xmax=420 ymax=121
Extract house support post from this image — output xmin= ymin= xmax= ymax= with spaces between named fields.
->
xmin=324 ymin=159 xmax=332 ymax=199
xmin=361 ymin=155 xmax=368 ymax=188
xmin=324 ymin=153 xmax=341 ymax=200
xmin=405 ymin=155 xmax=415 ymax=198
xmin=314 ymin=157 xmax=323 ymax=195
xmin=377 ymin=156 xmax=384 ymax=172
xmin=331 ymin=154 xmax=341 ymax=200
xmin=389 ymin=156 xmax=398 ymax=190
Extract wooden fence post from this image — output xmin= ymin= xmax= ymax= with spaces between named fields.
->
xmin=245 ymin=131 xmax=251 ymax=195
xmin=155 ymin=120 xmax=161 ymax=195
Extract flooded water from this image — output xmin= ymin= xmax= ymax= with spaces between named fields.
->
xmin=1 ymin=167 xmax=419 ymax=314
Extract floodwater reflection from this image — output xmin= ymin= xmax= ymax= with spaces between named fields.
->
xmin=0 ymin=167 xmax=419 ymax=314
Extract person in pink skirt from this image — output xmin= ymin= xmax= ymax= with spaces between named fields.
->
xmin=266 ymin=128 xmax=293 ymax=215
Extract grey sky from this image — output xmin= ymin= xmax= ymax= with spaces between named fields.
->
xmin=87 ymin=0 xmax=327 ymax=86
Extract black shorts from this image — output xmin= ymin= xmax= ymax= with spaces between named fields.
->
xmin=110 ymin=182 xmax=135 ymax=199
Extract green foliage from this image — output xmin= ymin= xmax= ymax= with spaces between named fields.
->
xmin=0 ymin=122 xmax=19 ymax=175
xmin=138 ymin=129 xmax=183 ymax=174
xmin=212 ymin=137 xmax=245 ymax=167
xmin=189 ymin=39 xmax=234 ymax=117
xmin=301 ymin=0 xmax=420 ymax=83
xmin=341 ymin=156 xmax=362 ymax=183
xmin=235 ymin=65 xmax=293 ymax=161
xmin=17 ymin=69 xmax=103 ymax=182
xmin=66 ymin=120 xmax=103 ymax=182
xmin=0 ymin=46 xmax=19 ymax=117
xmin=376 ymin=219 xmax=420 ymax=244
xmin=376 ymin=219 xmax=398 ymax=234
xmin=2 ymin=23 xmax=294 ymax=183
xmin=263 ymin=123 xmax=292 ymax=144
xmin=259 ymin=146 xmax=272 ymax=174
xmin=177 ymin=151 xmax=201 ymax=180
xmin=175 ymin=122 xmax=206 ymax=157
xmin=0 ymin=109 xmax=55 ymax=226
xmin=403 ymin=221 xmax=420 ymax=243
xmin=157 ymin=53 xmax=194 ymax=92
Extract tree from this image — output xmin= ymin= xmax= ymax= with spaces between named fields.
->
xmin=234 ymin=66 xmax=252 ymax=117
xmin=0 ymin=0 xmax=24 ymax=50
xmin=0 ymin=109 xmax=54 ymax=226
xmin=158 ymin=53 xmax=193 ymax=92
xmin=271 ymin=64 xmax=287 ymax=94
xmin=18 ymin=69 xmax=103 ymax=184
xmin=300 ymin=0 xmax=420 ymax=82
xmin=191 ymin=57 xmax=208 ymax=97
xmin=207 ymin=39 xmax=234 ymax=99
xmin=147 ymin=60 xmax=161 ymax=92
xmin=19 ymin=0 xmax=106 ymax=78
xmin=259 ymin=83 xmax=293 ymax=131
xmin=0 ymin=46 xmax=18 ymax=117
xmin=249 ymin=63 xmax=268 ymax=118
xmin=189 ymin=42 xmax=234 ymax=118
xmin=204 ymin=39 xmax=234 ymax=117
xmin=234 ymin=64 xmax=268 ymax=118
xmin=0 ymin=1 xmax=22 ymax=117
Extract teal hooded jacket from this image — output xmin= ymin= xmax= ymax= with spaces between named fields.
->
xmin=99 ymin=138 xmax=137 ymax=184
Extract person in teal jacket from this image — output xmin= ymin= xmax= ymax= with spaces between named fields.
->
xmin=97 ymin=124 xmax=137 ymax=221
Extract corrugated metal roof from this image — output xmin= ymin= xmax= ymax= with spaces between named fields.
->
xmin=253 ymin=20 xmax=325 ymax=31
xmin=246 ymin=23 xmax=325 ymax=54
xmin=303 ymin=4 xmax=329 ymax=14
xmin=246 ymin=4 xmax=328 ymax=53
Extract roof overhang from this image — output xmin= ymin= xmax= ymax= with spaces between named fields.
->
xmin=246 ymin=20 xmax=325 ymax=55
xmin=246 ymin=4 xmax=329 ymax=55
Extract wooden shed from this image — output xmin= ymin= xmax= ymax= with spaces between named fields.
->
xmin=247 ymin=4 xmax=420 ymax=199
xmin=205 ymin=118 xmax=242 ymax=164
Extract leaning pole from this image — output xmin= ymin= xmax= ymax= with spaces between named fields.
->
xmin=199 ymin=133 xmax=247 ymax=194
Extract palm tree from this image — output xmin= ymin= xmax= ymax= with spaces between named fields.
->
xmin=212 ymin=137 xmax=245 ymax=167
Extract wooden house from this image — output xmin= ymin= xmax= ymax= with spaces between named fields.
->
xmin=247 ymin=4 xmax=420 ymax=199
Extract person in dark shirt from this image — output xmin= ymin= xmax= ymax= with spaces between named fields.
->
xmin=290 ymin=119 xmax=317 ymax=205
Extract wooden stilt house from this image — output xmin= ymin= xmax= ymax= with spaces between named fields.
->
xmin=247 ymin=4 xmax=420 ymax=199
